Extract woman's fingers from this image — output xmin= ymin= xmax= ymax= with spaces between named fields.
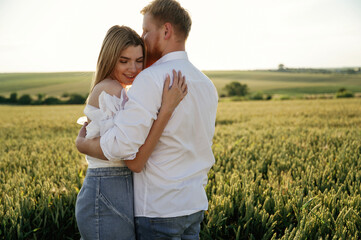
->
xmin=180 ymin=76 xmax=186 ymax=90
xmin=172 ymin=69 xmax=179 ymax=87
xmin=178 ymin=71 xmax=182 ymax=87
xmin=168 ymin=70 xmax=187 ymax=99
xmin=182 ymin=77 xmax=188 ymax=94
xmin=163 ymin=74 xmax=170 ymax=91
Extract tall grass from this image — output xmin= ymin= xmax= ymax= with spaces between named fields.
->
xmin=1 ymin=99 xmax=361 ymax=239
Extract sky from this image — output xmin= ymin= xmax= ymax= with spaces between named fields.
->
xmin=0 ymin=0 xmax=361 ymax=72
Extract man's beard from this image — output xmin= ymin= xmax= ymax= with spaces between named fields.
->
xmin=145 ymin=43 xmax=162 ymax=68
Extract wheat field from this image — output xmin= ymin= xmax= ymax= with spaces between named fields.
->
xmin=1 ymin=98 xmax=361 ymax=239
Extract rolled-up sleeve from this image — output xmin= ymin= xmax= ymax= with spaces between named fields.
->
xmin=100 ymin=70 xmax=162 ymax=161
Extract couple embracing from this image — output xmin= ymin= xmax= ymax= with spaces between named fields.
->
xmin=75 ymin=0 xmax=218 ymax=239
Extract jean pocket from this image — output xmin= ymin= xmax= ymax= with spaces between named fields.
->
xmin=98 ymin=189 xmax=134 ymax=227
xmin=150 ymin=217 xmax=185 ymax=238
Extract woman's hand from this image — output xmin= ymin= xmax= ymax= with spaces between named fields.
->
xmin=75 ymin=122 xmax=88 ymax=153
xmin=160 ymin=70 xmax=188 ymax=114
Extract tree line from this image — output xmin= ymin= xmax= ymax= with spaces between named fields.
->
xmin=0 ymin=92 xmax=88 ymax=105
xmin=221 ymin=82 xmax=355 ymax=100
xmin=0 ymin=85 xmax=356 ymax=105
xmin=277 ymin=64 xmax=361 ymax=74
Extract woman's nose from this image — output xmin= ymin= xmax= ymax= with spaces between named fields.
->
xmin=128 ymin=62 xmax=136 ymax=72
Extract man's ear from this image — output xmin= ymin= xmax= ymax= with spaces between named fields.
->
xmin=164 ymin=22 xmax=172 ymax=40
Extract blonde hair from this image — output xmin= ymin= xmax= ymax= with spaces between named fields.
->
xmin=89 ymin=25 xmax=145 ymax=95
xmin=141 ymin=0 xmax=192 ymax=40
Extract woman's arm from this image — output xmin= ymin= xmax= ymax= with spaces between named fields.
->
xmin=125 ymin=70 xmax=187 ymax=173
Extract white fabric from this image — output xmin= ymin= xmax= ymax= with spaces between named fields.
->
xmin=84 ymin=89 xmax=128 ymax=168
xmin=100 ymin=51 xmax=218 ymax=217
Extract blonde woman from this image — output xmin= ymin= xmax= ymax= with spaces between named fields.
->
xmin=75 ymin=25 xmax=187 ymax=240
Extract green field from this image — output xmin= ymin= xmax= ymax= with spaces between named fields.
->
xmin=1 ymin=98 xmax=361 ymax=239
xmin=205 ymin=71 xmax=361 ymax=96
xmin=1 ymin=71 xmax=361 ymax=98
xmin=0 ymin=72 xmax=93 ymax=97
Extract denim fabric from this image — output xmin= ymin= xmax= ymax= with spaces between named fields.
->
xmin=135 ymin=211 xmax=204 ymax=240
xmin=75 ymin=167 xmax=135 ymax=240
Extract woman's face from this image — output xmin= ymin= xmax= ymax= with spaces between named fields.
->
xmin=111 ymin=45 xmax=144 ymax=87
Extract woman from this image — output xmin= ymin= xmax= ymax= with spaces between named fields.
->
xmin=75 ymin=25 xmax=187 ymax=240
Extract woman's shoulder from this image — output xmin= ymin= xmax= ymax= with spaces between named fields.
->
xmin=88 ymin=79 xmax=123 ymax=108
xmin=94 ymin=79 xmax=123 ymax=97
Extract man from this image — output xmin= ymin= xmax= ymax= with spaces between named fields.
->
xmin=76 ymin=0 xmax=218 ymax=238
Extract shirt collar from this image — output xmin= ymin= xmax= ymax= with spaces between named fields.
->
xmin=152 ymin=51 xmax=188 ymax=66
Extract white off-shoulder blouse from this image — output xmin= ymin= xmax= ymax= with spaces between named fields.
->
xmin=83 ymin=88 xmax=129 ymax=168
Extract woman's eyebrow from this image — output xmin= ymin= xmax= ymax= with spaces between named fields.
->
xmin=120 ymin=56 xmax=144 ymax=60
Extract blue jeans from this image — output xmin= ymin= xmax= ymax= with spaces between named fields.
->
xmin=75 ymin=167 xmax=135 ymax=240
xmin=135 ymin=211 xmax=204 ymax=240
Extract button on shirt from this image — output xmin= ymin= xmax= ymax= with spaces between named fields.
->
xmin=100 ymin=51 xmax=218 ymax=217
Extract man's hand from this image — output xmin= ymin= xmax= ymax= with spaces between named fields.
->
xmin=75 ymin=122 xmax=88 ymax=154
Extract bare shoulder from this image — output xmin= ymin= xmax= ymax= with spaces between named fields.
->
xmin=88 ymin=79 xmax=123 ymax=108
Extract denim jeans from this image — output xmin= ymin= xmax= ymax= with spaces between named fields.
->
xmin=75 ymin=167 xmax=135 ymax=240
xmin=135 ymin=211 xmax=204 ymax=240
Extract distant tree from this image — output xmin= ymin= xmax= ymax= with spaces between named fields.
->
xmin=250 ymin=92 xmax=264 ymax=100
xmin=43 ymin=97 xmax=62 ymax=105
xmin=336 ymin=88 xmax=354 ymax=98
xmin=346 ymin=69 xmax=356 ymax=74
xmin=37 ymin=93 xmax=45 ymax=102
xmin=9 ymin=92 xmax=17 ymax=103
xmin=18 ymin=94 xmax=32 ymax=105
xmin=0 ymin=95 xmax=7 ymax=103
xmin=223 ymin=82 xmax=248 ymax=97
xmin=278 ymin=64 xmax=285 ymax=71
xmin=66 ymin=94 xmax=86 ymax=104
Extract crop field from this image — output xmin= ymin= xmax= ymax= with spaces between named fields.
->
xmin=1 ymin=71 xmax=361 ymax=98
xmin=204 ymin=71 xmax=361 ymax=96
xmin=1 ymin=98 xmax=361 ymax=239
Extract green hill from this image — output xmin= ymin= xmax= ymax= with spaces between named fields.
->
xmin=1 ymin=71 xmax=360 ymax=97
xmin=0 ymin=72 xmax=93 ymax=97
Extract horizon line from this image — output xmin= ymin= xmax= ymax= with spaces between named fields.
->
xmin=1 ymin=65 xmax=361 ymax=74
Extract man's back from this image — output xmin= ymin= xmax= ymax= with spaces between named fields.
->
xmin=132 ymin=51 xmax=218 ymax=217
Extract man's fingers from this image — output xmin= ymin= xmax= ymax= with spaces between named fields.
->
xmin=78 ymin=122 xmax=88 ymax=137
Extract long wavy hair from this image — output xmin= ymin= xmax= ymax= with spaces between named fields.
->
xmin=89 ymin=25 xmax=145 ymax=95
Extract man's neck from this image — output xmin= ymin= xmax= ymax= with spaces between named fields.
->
xmin=146 ymin=44 xmax=185 ymax=68
xmin=161 ymin=42 xmax=185 ymax=57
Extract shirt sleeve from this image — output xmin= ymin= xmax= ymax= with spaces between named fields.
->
xmin=99 ymin=70 xmax=162 ymax=161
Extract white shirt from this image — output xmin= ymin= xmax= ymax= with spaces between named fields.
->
xmin=100 ymin=51 xmax=218 ymax=217
xmin=84 ymin=90 xmax=128 ymax=168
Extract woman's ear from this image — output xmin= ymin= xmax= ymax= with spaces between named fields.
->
xmin=164 ymin=22 xmax=172 ymax=40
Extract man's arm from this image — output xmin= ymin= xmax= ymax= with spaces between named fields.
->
xmin=124 ymin=71 xmax=186 ymax=172
xmin=98 ymin=70 xmax=163 ymax=161
xmin=76 ymin=70 xmax=186 ymax=172
xmin=75 ymin=71 xmax=160 ymax=161
xmin=75 ymin=123 xmax=107 ymax=160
